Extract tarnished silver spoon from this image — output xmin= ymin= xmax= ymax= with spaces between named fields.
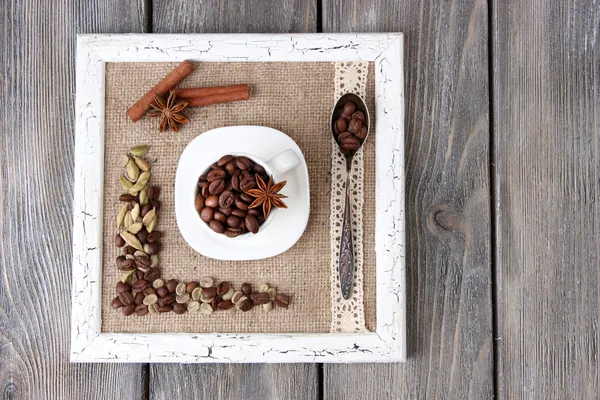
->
xmin=330 ymin=93 xmax=370 ymax=300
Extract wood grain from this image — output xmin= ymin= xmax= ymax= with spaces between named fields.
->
xmin=150 ymin=1 xmax=319 ymax=398
xmin=492 ymin=1 xmax=600 ymax=398
xmin=322 ymin=0 xmax=493 ymax=398
xmin=0 ymin=1 xmax=147 ymax=398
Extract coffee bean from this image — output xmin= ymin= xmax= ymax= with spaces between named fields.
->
xmin=119 ymin=291 xmax=134 ymax=305
xmin=144 ymin=242 xmax=161 ymax=255
xmin=226 ymin=215 xmax=242 ymax=228
xmin=201 ymin=184 xmax=210 ymax=198
xmin=355 ymin=126 xmax=368 ymax=140
xmin=173 ymin=303 xmax=187 ymax=314
xmin=148 ymin=186 xmax=161 ymax=201
xmin=198 ymin=174 xmax=208 ymax=183
xmin=337 ymin=131 xmax=353 ymax=142
xmin=241 ymin=283 xmax=252 ymax=296
xmin=210 ymin=220 xmax=225 ymax=233
xmin=348 ymin=118 xmax=363 ymax=135
xmin=218 ymin=190 xmax=234 ymax=208
xmin=267 ymin=287 xmax=277 ymax=300
xmin=176 ymin=293 xmax=190 ymax=304
xmin=224 ymin=160 xmax=237 ymax=175
xmin=191 ymin=287 xmax=202 ymax=301
xmin=224 ymin=228 xmax=240 ymax=238
xmin=205 ymin=195 xmax=219 ymax=208
xmin=175 ymin=282 xmax=187 ymax=296
xmin=200 ymin=303 xmax=213 ymax=314
xmin=111 ymin=297 xmax=123 ymax=309
xmin=143 ymin=287 xmax=156 ymax=297
xmin=132 ymin=279 xmax=147 ymax=293
xmin=135 ymin=304 xmax=148 ymax=316
xmin=218 ymin=207 xmax=233 ymax=216
xmin=165 ymin=279 xmax=178 ymax=294
xmin=231 ymin=208 xmax=247 ymax=218
xmin=222 ymin=287 xmax=235 ymax=301
xmin=158 ymin=305 xmax=172 ymax=313
xmin=239 ymin=192 xmax=254 ymax=203
xmin=236 ymin=298 xmax=253 ymax=312
xmin=146 ymin=231 xmax=162 ymax=243
xmin=162 ymin=294 xmax=176 ymax=306
xmin=122 ymin=304 xmax=136 ymax=316
xmin=202 ymin=287 xmax=217 ymax=299
xmin=263 ymin=301 xmax=274 ymax=312
xmin=250 ymin=292 xmax=270 ymax=305
xmin=335 ymin=118 xmax=348 ymax=133
xmin=134 ymin=292 xmax=145 ymax=305
xmin=213 ymin=212 xmax=227 ymax=223
xmin=187 ymin=301 xmax=200 ymax=312
xmin=137 ymin=228 xmax=149 ymax=244
xmin=143 ymin=293 xmax=158 ymax=305
xmin=135 ymin=256 xmax=151 ymax=270
xmin=231 ymin=291 xmax=243 ymax=304
xmin=200 ymin=276 xmax=213 ymax=288
xmin=119 ymin=193 xmax=137 ymax=202
xmin=248 ymin=208 xmax=261 ymax=217
xmin=252 ymin=163 xmax=265 ymax=174
xmin=200 ymin=207 xmax=214 ymax=223
xmin=343 ymin=101 xmax=356 ymax=116
xmin=186 ymin=281 xmax=199 ymax=294
xmin=150 ymin=200 xmax=161 ymax=211
xmin=235 ymin=156 xmax=253 ymax=170
xmin=245 ymin=214 xmax=259 ymax=234
xmin=207 ymin=169 xmax=227 ymax=182
xmin=141 ymin=203 xmax=152 ymax=218
xmin=217 ymin=154 xmax=234 ymax=167
xmin=239 ymin=176 xmax=256 ymax=192
xmin=209 ymin=179 xmax=225 ymax=195
xmin=156 ymin=287 xmax=168 ymax=298
xmin=211 ymin=297 xmax=218 ymax=311
xmin=116 ymin=281 xmax=130 ymax=294
xmin=123 ymin=245 xmax=136 ymax=255
xmin=274 ymin=294 xmax=290 ymax=308
xmin=259 ymin=283 xmax=269 ymax=293
xmin=115 ymin=234 xmax=126 ymax=247
xmin=195 ymin=194 xmax=205 ymax=212
xmin=257 ymin=214 xmax=265 ymax=225
xmin=120 ymin=258 xmax=135 ymax=271
xmin=352 ymin=111 xmax=366 ymax=122
xmin=217 ymin=282 xmax=230 ymax=296
xmin=116 ymin=255 xmax=126 ymax=267
xmin=148 ymin=303 xmax=160 ymax=315
xmin=231 ymin=172 xmax=241 ymax=191
xmin=234 ymin=198 xmax=249 ymax=210
xmin=217 ymin=300 xmax=235 ymax=310
xmin=144 ymin=267 xmax=160 ymax=283
xmin=341 ymin=136 xmax=361 ymax=151
xmin=153 ymin=278 xmax=164 ymax=289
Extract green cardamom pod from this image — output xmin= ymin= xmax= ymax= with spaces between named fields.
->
xmin=126 ymin=158 xmax=140 ymax=181
xmin=120 ymin=176 xmax=133 ymax=191
xmin=128 ymin=171 xmax=150 ymax=195
xmin=133 ymin=156 xmax=150 ymax=172
xmin=120 ymin=231 xmax=143 ymax=251
xmin=120 ymin=269 xmax=136 ymax=283
xmin=127 ymin=222 xmax=143 ymax=234
xmin=116 ymin=203 xmax=129 ymax=229
xmin=146 ymin=215 xmax=158 ymax=233
xmin=130 ymin=203 xmax=140 ymax=221
xmin=142 ymin=207 xmax=156 ymax=227
xmin=139 ymin=187 xmax=149 ymax=206
xmin=130 ymin=145 xmax=150 ymax=157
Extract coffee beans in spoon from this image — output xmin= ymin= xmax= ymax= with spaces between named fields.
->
xmin=196 ymin=155 xmax=288 ymax=238
xmin=333 ymin=101 xmax=368 ymax=153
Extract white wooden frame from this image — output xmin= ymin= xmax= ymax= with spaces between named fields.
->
xmin=71 ymin=33 xmax=405 ymax=363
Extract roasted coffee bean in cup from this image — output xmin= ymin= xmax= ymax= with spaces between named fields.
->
xmin=196 ymin=155 xmax=288 ymax=237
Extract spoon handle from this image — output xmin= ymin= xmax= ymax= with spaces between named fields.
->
xmin=338 ymin=170 xmax=355 ymax=299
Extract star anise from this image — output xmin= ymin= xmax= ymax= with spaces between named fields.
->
xmin=245 ymin=174 xmax=288 ymax=219
xmin=147 ymin=91 xmax=190 ymax=132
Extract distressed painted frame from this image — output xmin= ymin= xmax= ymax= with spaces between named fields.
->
xmin=71 ymin=33 xmax=405 ymax=363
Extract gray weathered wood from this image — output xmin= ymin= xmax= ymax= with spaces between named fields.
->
xmin=492 ymin=1 xmax=600 ymax=398
xmin=323 ymin=0 xmax=493 ymax=398
xmin=0 ymin=1 xmax=147 ymax=398
xmin=150 ymin=1 xmax=319 ymax=399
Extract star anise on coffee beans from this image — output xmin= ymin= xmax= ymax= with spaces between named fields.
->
xmin=245 ymin=174 xmax=288 ymax=219
xmin=147 ymin=91 xmax=190 ymax=132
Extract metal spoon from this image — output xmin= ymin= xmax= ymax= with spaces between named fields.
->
xmin=330 ymin=93 xmax=370 ymax=300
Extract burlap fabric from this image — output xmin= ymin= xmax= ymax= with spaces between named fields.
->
xmin=101 ymin=61 xmax=376 ymax=333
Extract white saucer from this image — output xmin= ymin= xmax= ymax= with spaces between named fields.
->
xmin=175 ymin=126 xmax=310 ymax=260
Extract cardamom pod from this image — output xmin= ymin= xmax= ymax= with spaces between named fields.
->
xmin=120 ymin=155 xmax=131 ymax=168
xmin=120 ymin=231 xmax=143 ymax=251
xmin=133 ymin=156 xmax=150 ymax=172
xmin=127 ymin=222 xmax=143 ymax=234
xmin=128 ymin=171 xmax=150 ymax=194
xmin=130 ymin=145 xmax=150 ymax=157
xmin=124 ymin=211 xmax=134 ymax=229
xmin=126 ymin=158 xmax=140 ymax=181
xmin=116 ymin=203 xmax=128 ymax=229
xmin=130 ymin=203 xmax=140 ymax=221
xmin=141 ymin=207 xmax=156 ymax=227
xmin=120 ymin=176 xmax=134 ymax=191
xmin=139 ymin=187 xmax=149 ymax=206
xmin=120 ymin=269 xmax=136 ymax=283
xmin=146 ymin=215 xmax=158 ymax=233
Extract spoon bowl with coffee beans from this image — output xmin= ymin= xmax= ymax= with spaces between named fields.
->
xmin=330 ymin=93 xmax=370 ymax=300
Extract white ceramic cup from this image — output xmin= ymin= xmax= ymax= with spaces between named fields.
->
xmin=197 ymin=149 xmax=300 ymax=238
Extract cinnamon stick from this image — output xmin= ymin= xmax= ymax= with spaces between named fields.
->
xmin=174 ymin=84 xmax=249 ymax=99
xmin=185 ymin=90 xmax=250 ymax=107
xmin=127 ymin=60 xmax=195 ymax=122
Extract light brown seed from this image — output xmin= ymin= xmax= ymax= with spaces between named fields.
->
xmin=187 ymin=301 xmax=200 ymax=312
xmin=263 ymin=301 xmax=274 ymax=312
xmin=221 ymin=287 xmax=235 ymax=301
xmin=191 ymin=287 xmax=202 ymax=301
xmin=148 ymin=303 xmax=160 ymax=315
xmin=267 ymin=287 xmax=277 ymax=300
xmin=143 ymin=294 xmax=158 ymax=305
xmin=199 ymin=276 xmax=213 ymax=288
xmin=200 ymin=303 xmax=213 ymax=314
xmin=231 ymin=291 xmax=243 ymax=304
xmin=259 ymin=284 xmax=269 ymax=293
xmin=152 ymin=278 xmax=164 ymax=289
xmin=175 ymin=282 xmax=187 ymax=296
xmin=176 ymin=293 xmax=190 ymax=304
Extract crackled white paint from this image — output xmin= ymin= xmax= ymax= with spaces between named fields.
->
xmin=71 ymin=33 xmax=406 ymax=363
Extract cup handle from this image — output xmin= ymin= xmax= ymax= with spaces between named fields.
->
xmin=266 ymin=149 xmax=300 ymax=177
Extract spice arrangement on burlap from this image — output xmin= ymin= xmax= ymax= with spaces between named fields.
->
xmin=101 ymin=61 xmax=376 ymax=333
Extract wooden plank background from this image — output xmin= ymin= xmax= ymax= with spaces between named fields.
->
xmin=0 ymin=0 xmax=598 ymax=398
